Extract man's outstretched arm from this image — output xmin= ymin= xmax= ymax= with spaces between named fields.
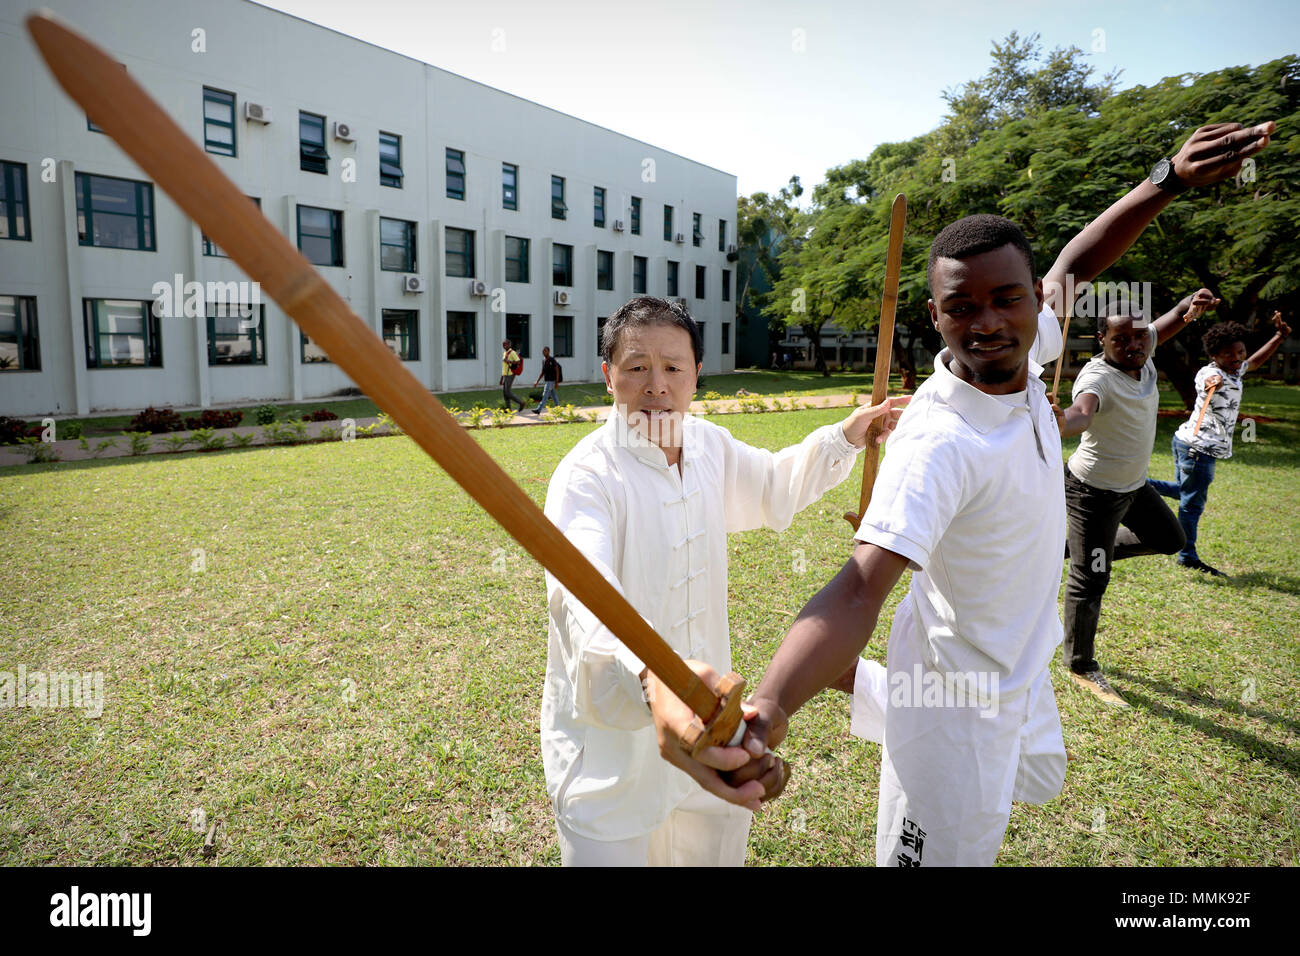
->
xmin=740 ymin=544 xmax=910 ymax=757
xmin=1044 ymin=121 xmax=1276 ymax=310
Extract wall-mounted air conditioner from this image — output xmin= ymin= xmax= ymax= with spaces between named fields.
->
xmin=244 ymin=102 xmax=272 ymax=124
xmin=404 ymin=276 xmax=425 ymax=293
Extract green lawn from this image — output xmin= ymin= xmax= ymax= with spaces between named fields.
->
xmin=2 ymin=384 xmax=1297 ymax=865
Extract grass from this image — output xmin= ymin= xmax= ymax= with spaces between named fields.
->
xmin=2 ymin=382 xmax=1297 ymax=865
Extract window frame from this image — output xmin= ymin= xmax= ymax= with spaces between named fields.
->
xmin=0 ymin=161 xmax=31 ymax=242
xmin=722 ymin=322 xmax=730 ymax=355
xmin=551 ymin=175 xmax=567 ymax=220
xmin=446 ymin=148 xmax=466 ymax=200
xmin=663 ymin=205 xmax=673 ymax=241
xmin=633 ymin=255 xmax=647 ymax=295
xmin=553 ymin=314 xmax=573 ymax=358
xmin=718 ymin=218 xmax=727 ymax=252
xmin=203 ymin=87 xmax=237 ymax=157
xmin=382 ymin=308 xmax=419 ymax=361
xmin=722 ymin=268 xmax=731 ymax=302
xmin=692 ymin=212 xmax=703 ymax=247
xmin=379 ymin=132 xmax=404 ymax=188
xmin=75 ymin=172 xmax=156 ymax=251
xmin=445 ymin=227 xmax=475 ymax=278
xmin=299 ymin=111 xmax=328 ymax=174
xmin=593 ymin=186 xmax=606 ymax=228
xmin=506 ymin=313 xmax=531 ymax=359
xmin=502 ymin=162 xmax=518 ymax=210
xmin=296 ymin=204 xmax=343 ymax=267
xmin=666 ymin=260 xmax=679 ymax=298
xmin=206 ymin=302 xmax=266 ymax=366
xmin=695 ymin=264 xmax=706 ymax=300
xmin=380 ymin=217 xmax=417 ymax=273
xmin=447 ymin=311 xmax=477 ymax=360
xmin=630 ymin=196 xmax=641 ymax=236
xmin=505 ymin=235 xmax=530 ymax=284
xmin=83 ymin=298 xmax=162 ymax=368
xmin=0 ymin=294 xmax=40 ymax=371
xmin=596 ymin=250 xmax=614 ymax=291
xmin=552 ymin=243 xmax=573 ymax=287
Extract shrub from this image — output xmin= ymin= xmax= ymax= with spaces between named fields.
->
xmin=129 ymin=406 xmax=185 ymax=434
xmin=122 ymin=431 xmax=153 ymax=456
xmin=191 ymin=428 xmax=227 ymax=451
xmin=59 ymin=420 xmax=84 ymax=440
xmin=376 ymin=411 xmax=403 ymax=435
xmin=78 ymin=436 xmax=119 ymax=458
xmin=0 ymin=417 xmax=39 ymax=445
xmin=701 ymin=390 xmax=724 ymax=401
xmin=301 ymin=408 xmax=339 ymax=422
xmin=18 ymin=437 xmax=59 ymax=463
xmin=487 ymin=407 xmax=517 ymax=428
xmin=263 ymin=420 xmax=308 ymax=444
xmin=183 ymin=409 xmax=242 ymax=430
xmin=229 ymin=431 xmax=255 ymax=448
xmin=254 ymin=404 xmax=277 ymax=426
xmin=160 ymin=433 xmax=192 ymax=453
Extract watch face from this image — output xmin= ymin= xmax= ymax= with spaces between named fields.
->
xmin=1151 ymin=158 xmax=1172 ymax=184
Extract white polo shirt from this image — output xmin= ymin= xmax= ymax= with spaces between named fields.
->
xmin=542 ymin=412 xmax=863 ymax=841
xmin=854 ymin=306 xmax=1066 ymax=700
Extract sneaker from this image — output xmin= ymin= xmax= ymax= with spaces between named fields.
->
xmin=1178 ymin=557 xmax=1227 ymax=577
xmin=1069 ymin=669 xmax=1130 ymax=708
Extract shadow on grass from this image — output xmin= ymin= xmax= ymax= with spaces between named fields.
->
xmin=1109 ymin=668 xmax=1300 ymax=777
xmin=1219 ymin=571 xmax=1300 ymax=597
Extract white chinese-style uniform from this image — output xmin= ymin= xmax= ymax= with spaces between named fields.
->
xmin=850 ymin=306 xmax=1068 ymax=866
xmin=542 ymin=410 xmax=863 ymax=865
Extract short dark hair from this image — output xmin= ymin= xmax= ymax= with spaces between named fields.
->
xmin=1096 ymin=309 xmax=1147 ymax=337
xmin=927 ymin=214 xmax=1036 ymax=293
xmin=601 ymin=296 xmax=703 ymax=369
xmin=1202 ymin=321 xmax=1249 ymax=357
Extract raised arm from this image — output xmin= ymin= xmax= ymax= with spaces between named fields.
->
xmin=1245 ymin=311 xmax=1291 ymax=373
xmin=1043 ymin=122 xmax=1275 ymax=313
xmin=1154 ymin=288 xmax=1220 ymax=346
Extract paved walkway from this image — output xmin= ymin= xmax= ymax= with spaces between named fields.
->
xmin=0 ymin=393 xmax=869 ymax=466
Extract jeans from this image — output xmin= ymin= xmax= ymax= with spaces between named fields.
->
xmin=1063 ymin=469 xmax=1185 ymax=673
xmin=501 ymin=374 xmax=525 ymax=411
xmin=1148 ymin=436 xmax=1217 ymax=564
xmin=535 ymin=381 xmax=558 ymax=413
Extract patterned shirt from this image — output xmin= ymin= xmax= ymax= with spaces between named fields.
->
xmin=1175 ymin=362 xmax=1249 ymax=459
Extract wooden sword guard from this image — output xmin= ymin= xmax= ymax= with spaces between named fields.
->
xmin=679 ymin=672 xmax=746 ymax=757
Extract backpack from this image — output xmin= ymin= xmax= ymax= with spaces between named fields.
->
xmin=554 ymin=359 xmax=563 ymax=384
xmin=509 ymin=352 xmax=523 ymax=376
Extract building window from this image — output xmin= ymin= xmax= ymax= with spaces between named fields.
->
xmin=695 ymin=265 xmax=706 ymax=299
xmin=207 ymin=303 xmax=265 ymax=365
xmin=0 ymin=295 xmax=39 ymax=371
xmin=0 ymin=161 xmax=31 ymax=241
xmin=722 ymin=268 xmax=731 ymax=302
xmin=630 ymin=196 xmax=641 ymax=236
xmin=663 ymin=205 xmax=673 ymax=241
xmin=551 ymin=175 xmax=566 ymax=220
xmin=718 ymin=219 xmax=727 ymax=252
xmin=596 ymin=316 xmax=607 ymax=355
xmin=722 ymin=322 xmax=730 ymax=355
xmin=593 ymin=186 xmax=606 ymax=228
xmin=445 ymin=227 xmax=475 ymax=277
xmin=553 ymin=243 xmax=573 ymax=287
xmin=383 ymin=309 xmax=418 ymax=360
xmin=203 ymin=87 xmax=236 ymax=157
xmin=83 ymin=299 xmax=161 ymax=368
xmin=297 ymin=205 xmax=343 ymax=267
xmin=633 ymin=256 xmax=647 ymax=295
xmin=446 ymin=148 xmax=466 ymax=200
xmin=693 ymin=213 xmax=702 ymax=247
xmin=666 ymin=260 xmax=678 ymax=297
xmin=506 ymin=314 xmax=531 ymax=358
xmin=505 ymin=236 xmax=529 ymax=283
xmin=697 ymin=322 xmax=706 ymax=355
xmin=204 ymin=196 xmax=259 ymax=257
xmin=75 ymin=173 xmax=155 ymax=251
xmin=597 ymin=250 xmax=614 ymax=291
xmin=447 ymin=311 xmax=476 ymax=360
xmin=502 ymin=163 xmax=518 ymax=210
xmin=300 ymin=330 xmax=331 ymax=363
xmin=553 ymin=315 xmax=573 ymax=357
xmin=379 ymin=132 xmax=403 ymax=188
xmin=299 ymin=111 xmax=328 ymax=174
xmin=380 ymin=217 xmax=417 ymax=272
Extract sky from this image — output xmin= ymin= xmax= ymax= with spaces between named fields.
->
xmin=251 ymin=0 xmax=1299 ymax=199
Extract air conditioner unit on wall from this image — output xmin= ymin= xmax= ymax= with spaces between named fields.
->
xmin=612 ymin=219 xmax=625 ymax=232
xmin=674 ymin=233 xmax=685 ymax=244
xmin=726 ymin=244 xmax=737 ymax=255
xmin=244 ymin=102 xmax=272 ymax=124
xmin=333 ymin=121 xmax=355 ymax=142
xmin=404 ymin=276 xmax=425 ymax=293
xmin=469 ymin=279 xmax=488 ymax=296
xmin=554 ymin=290 xmax=571 ymax=306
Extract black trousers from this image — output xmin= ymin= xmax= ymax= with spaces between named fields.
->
xmin=1063 ymin=469 xmax=1186 ymax=673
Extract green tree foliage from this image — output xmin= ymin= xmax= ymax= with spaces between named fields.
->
xmin=764 ymin=31 xmax=1299 ymax=401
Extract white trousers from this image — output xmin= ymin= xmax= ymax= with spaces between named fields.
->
xmin=555 ymin=789 xmax=753 ymax=867
xmin=850 ymin=625 xmax=1066 ymax=866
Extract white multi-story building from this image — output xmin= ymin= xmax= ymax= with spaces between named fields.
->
xmin=0 ymin=0 xmax=739 ymax=417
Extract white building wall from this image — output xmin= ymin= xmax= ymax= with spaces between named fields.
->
xmin=0 ymin=0 xmax=737 ymax=417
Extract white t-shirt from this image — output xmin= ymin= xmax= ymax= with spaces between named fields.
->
xmin=1175 ymin=362 xmax=1248 ymax=459
xmin=1067 ymin=326 xmax=1159 ymax=492
xmin=854 ymin=313 xmax=1066 ymax=702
